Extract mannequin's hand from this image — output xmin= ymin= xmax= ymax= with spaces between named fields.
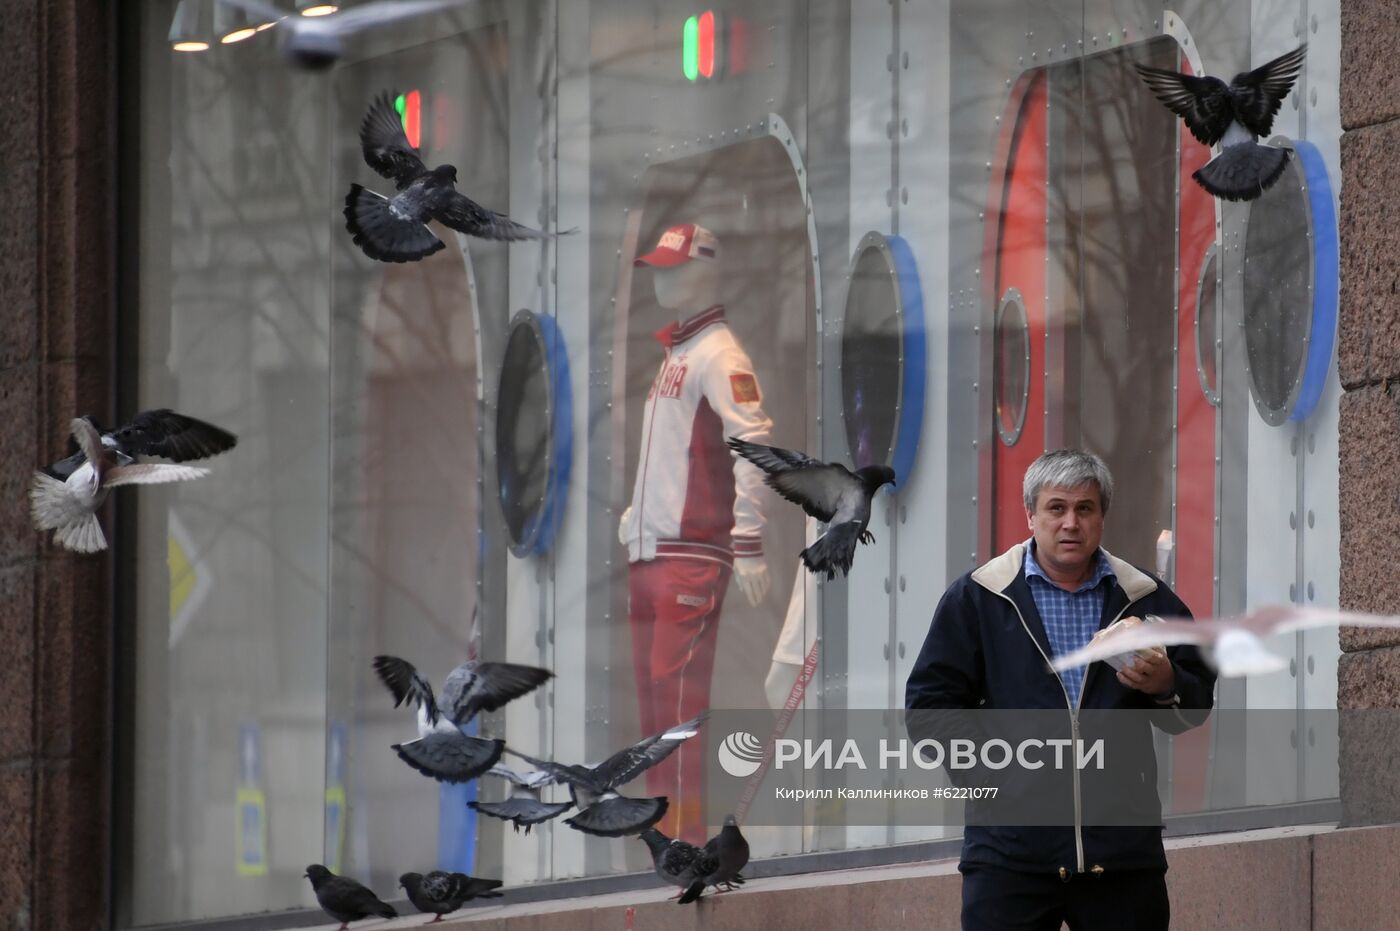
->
xmin=764 ymin=659 xmax=801 ymax=711
xmin=618 ymin=507 xmax=632 ymax=546
xmin=733 ymin=556 xmax=770 ymax=606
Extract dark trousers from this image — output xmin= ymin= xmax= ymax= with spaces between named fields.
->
xmin=961 ymin=864 xmax=1170 ymax=931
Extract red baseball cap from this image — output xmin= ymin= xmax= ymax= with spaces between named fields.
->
xmin=634 ymin=223 xmax=719 ymax=267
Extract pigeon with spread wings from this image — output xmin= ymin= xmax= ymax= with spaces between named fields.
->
xmin=467 ymin=764 xmax=573 ymax=834
xmin=373 ymin=654 xmax=552 ymax=783
xmin=506 ymin=712 xmax=708 ymax=836
xmin=215 ymin=0 xmax=467 ymax=70
xmin=30 ymin=417 xmax=216 ymax=553
xmin=41 ymin=408 xmax=236 ymax=482
xmin=727 ymin=437 xmax=895 ymax=579
xmin=1049 ymin=604 xmax=1400 ymax=679
xmin=344 ymin=90 xmax=575 ymax=263
xmin=1134 ymin=44 xmax=1306 ymax=201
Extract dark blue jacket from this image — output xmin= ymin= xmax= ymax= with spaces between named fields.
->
xmin=904 ymin=543 xmax=1216 ymax=875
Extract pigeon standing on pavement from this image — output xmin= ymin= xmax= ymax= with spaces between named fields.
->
xmin=304 ymin=864 xmax=396 ymax=930
xmin=727 ymin=437 xmax=896 ymax=580
xmin=373 ymin=654 xmax=553 ymax=783
xmin=468 ymin=764 xmax=574 ymax=834
xmin=215 ymin=0 xmax=468 ymax=70
xmin=30 ymin=416 xmax=225 ymax=553
xmin=507 ymin=712 xmax=708 ymax=837
xmin=400 ymin=870 xmax=503 ymax=923
xmin=640 ymin=828 xmax=713 ymax=902
xmin=344 ymin=90 xmax=575 ymax=263
xmin=1134 ymin=44 xmax=1306 ymax=201
xmin=678 ymin=814 xmax=750 ymax=903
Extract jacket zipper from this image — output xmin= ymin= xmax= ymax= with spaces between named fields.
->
xmin=991 ymin=587 xmax=1139 ymax=876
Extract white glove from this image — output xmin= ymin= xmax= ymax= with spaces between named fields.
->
xmin=733 ymin=555 xmax=770 ymax=607
xmin=618 ymin=506 xmax=632 ymax=546
xmin=764 ymin=659 xmax=802 ymax=710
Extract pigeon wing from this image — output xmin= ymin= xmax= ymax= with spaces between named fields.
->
xmin=1248 ymin=604 xmax=1400 ymax=637
xmin=486 ymin=763 xmax=555 ymax=789
xmin=359 ymin=91 xmax=427 ymax=188
xmin=327 ymin=0 xmax=465 ymax=35
xmin=469 ymin=797 xmax=573 ymax=825
xmin=1133 ymin=64 xmax=1233 ymax=146
xmin=503 ymin=748 xmax=598 ymax=790
xmin=726 ymin=437 xmax=854 ymax=521
xmin=110 ymin=409 xmax=238 ymax=463
xmin=441 ymin=661 xmax=553 ymax=725
xmin=433 ymin=191 xmax=555 ymax=241
xmin=1229 ymin=44 xmax=1306 ymax=138
xmin=459 ymin=876 xmax=505 ymax=899
xmin=1048 ymin=619 xmax=1217 ymax=672
xmin=565 ymin=794 xmax=668 ymax=837
xmin=595 ymin=711 xmax=708 ymax=790
xmin=372 ymin=655 xmax=440 ymax=723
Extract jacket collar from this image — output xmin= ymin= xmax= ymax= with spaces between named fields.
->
xmin=972 ymin=541 xmax=1157 ymax=603
xmin=655 ymin=304 xmax=726 ymax=349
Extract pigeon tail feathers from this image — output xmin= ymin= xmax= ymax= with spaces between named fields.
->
xmin=393 ymin=732 xmax=504 ymax=783
xmin=677 ymin=880 xmax=707 ymax=905
xmin=801 ymin=520 xmax=862 ymax=580
xmin=344 ymin=184 xmax=445 ymax=262
xmin=29 ymin=472 xmax=107 ymax=553
xmin=1192 ymin=142 xmax=1289 ymax=202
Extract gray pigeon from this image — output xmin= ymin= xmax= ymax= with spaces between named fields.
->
xmin=468 ymin=764 xmax=573 ymax=834
xmin=41 ymin=408 xmax=236 ymax=482
xmin=506 ymin=712 xmax=708 ymax=837
xmin=678 ymin=814 xmax=750 ymax=903
xmin=1134 ymin=44 xmax=1306 ymax=201
xmin=400 ymin=870 xmax=503 ymax=923
xmin=344 ymin=91 xmax=575 ymax=263
xmin=373 ymin=654 xmax=552 ymax=783
xmin=30 ymin=417 xmax=212 ymax=553
xmin=640 ymin=828 xmax=713 ymax=902
xmin=304 ymin=864 xmax=396 ymax=930
xmin=727 ymin=437 xmax=896 ymax=579
xmin=216 ymin=0 xmax=467 ymax=70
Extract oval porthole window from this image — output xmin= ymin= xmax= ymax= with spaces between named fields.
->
xmin=995 ymin=288 xmax=1030 ymax=447
xmin=1195 ymin=243 xmax=1221 ymax=407
xmin=496 ymin=309 xmax=573 ymax=557
xmin=840 ymin=232 xmax=925 ymax=485
xmin=1242 ymin=137 xmax=1338 ymax=426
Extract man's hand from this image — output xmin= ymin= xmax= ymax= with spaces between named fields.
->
xmin=733 ymin=556 xmax=770 ymax=606
xmin=1116 ymin=648 xmax=1175 ymax=697
xmin=618 ymin=507 xmax=632 ymax=546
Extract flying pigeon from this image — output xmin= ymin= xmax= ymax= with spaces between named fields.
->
xmin=400 ymin=870 xmax=503 ymax=923
xmin=678 ymin=814 xmax=750 ymax=903
xmin=506 ymin=712 xmax=709 ymax=837
xmin=468 ymin=764 xmax=573 ymax=834
xmin=1049 ymin=604 xmax=1400 ymax=679
xmin=41 ymin=408 xmax=237 ymax=482
xmin=640 ymin=828 xmax=714 ymax=902
xmin=373 ymin=654 xmax=552 ymax=783
xmin=304 ymin=864 xmax=396 ymax=930
xmin=30 ymin=417 xmax=214 ymax=553
xmin=727 ymin=437 xmax=896 ymax=580
xmin=215 ymin=0 xmax=467 ymax=70
xmin=1134 ymin=44 xmax=1306 ymax=201
xmin=343 ymin=90 xmax=575 ymax=264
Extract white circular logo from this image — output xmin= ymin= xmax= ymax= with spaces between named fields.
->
xmin=717 ymin=731 xmax=764 ymax=777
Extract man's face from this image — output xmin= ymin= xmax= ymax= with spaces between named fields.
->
xmin=1026 ymin=483 xmax=1105 ymax=577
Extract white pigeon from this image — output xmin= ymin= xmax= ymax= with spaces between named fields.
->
xmin=216 ymin=0 xmax=466 ymax=70
xmin=1049 ymin=605 xmax=1400 ymax=679
xmin=30 ymin=418 xmax=209 ymax=553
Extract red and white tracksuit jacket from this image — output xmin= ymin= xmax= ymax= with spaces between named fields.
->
xmin=621 ymin=305 xmax=772 ymax=565
xmin=623 ymin=304 xmax=772 ymax=844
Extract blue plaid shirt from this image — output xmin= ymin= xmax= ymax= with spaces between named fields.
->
xmin=1024 ymin=542 xmax=1116 ymax=707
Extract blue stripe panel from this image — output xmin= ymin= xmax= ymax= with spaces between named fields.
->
xmin=886 ymin=234 xmax=926 ymax=488
xmin=437 ymin=717 xmax=478 ymax=872
xmin=1289 ymin=140 xmax=1338 ymax=423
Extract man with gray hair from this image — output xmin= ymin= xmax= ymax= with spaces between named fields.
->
xmin=906 ymin=448 xmax=1215 ymax=930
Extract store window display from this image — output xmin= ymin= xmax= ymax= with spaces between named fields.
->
xmin=617 ymin=222 xmax=774 ymax=843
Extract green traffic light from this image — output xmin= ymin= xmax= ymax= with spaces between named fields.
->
xmin=683 ymin=15 xmax=699 ymax=81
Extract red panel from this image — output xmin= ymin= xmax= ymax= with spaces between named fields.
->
xmin=405 ymin=89 xmax=421 ymax=149
xmin=987 ymin=71 xmax=1049 ymax=553
xmin=698 ymin=11 xmax=716 ymax=78
xmin=1172 ymin=53 xmax=1217 ymax=815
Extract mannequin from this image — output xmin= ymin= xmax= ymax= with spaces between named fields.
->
xmin=617 ymin=222 xmax=773 ymax=843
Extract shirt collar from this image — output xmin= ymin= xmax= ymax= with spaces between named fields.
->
xmin=1024 ymin=540 xmax=1115 ymax=593
xmin=655 ymin=304 xmax=726 ymax=349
